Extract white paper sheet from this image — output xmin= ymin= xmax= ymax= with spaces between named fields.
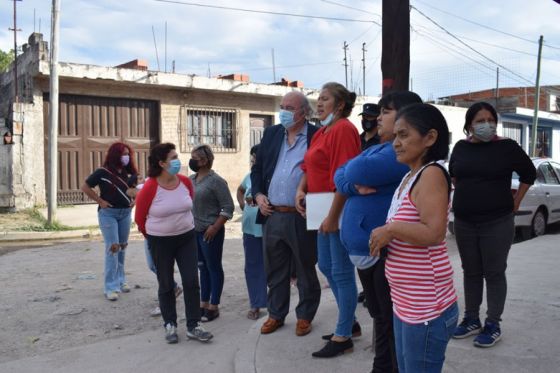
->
xmin=306 ymin=192 xmax=336 ymax=230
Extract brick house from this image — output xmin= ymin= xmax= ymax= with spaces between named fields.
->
xmin=0 ymin=33 xmax=377 ymax=211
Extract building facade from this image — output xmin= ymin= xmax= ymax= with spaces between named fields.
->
xmin=0 ymin=33 xmax=376 ymax=211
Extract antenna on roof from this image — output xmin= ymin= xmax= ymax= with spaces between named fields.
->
xmin=164 ymin=21 xmax=167 ymax=73
xmin=152 ymin=25 xmax=161 ymax=71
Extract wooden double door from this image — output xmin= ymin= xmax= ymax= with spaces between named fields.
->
xmin=43 ymin=94 xmax=159 ymax=204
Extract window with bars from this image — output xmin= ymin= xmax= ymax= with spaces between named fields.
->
xmin=502 ymin=122 xmax=523 ymax=144
xmin=180 ymin=106 xmax=239 ymax=153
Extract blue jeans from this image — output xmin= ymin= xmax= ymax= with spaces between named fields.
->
xmin=393 ymin=302 xmax=459 ymax=373
xmin=317 ymin=231 xmax=357 ymax=338
xmin=243 ymin=233 xmax=267 ymax=309
xmin=98 ymin=207 xmax=131 ymax=295
xmin=197 ymin=227 xmax=225 ymax=305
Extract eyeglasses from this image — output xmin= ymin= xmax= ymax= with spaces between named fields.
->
xmin=279 ymin=105 xmax=300 ymax=112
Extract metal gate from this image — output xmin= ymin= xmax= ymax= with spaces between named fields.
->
xmin=43 ymin=94 xmax=159 ymax=204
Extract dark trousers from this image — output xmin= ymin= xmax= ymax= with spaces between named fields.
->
xmin=148 ymin=230 xmax=201 ymax=329
xmin=262 ymin=212 xmax=321 ymax=321
xmin=243 ymin=233 xmax=267 ymax=309
xmin=358 ymin=257 xmax=398 ymax=373
xmin=197 ymin=227 xmax=225 ymax=305
xmin=455 ymin=213 xmax=514 ymax=324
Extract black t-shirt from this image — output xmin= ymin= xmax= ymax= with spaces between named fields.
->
xmin=360 ymin=132 xmax=380 ymax=151
xmin=85 ymin=168 xmax=136 ymax=208
xmin=449 ymin=138 xmax=536 ymax=223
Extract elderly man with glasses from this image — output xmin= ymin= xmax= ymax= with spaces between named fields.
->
xmin=251 ymin=91 xmax=321 ymax=337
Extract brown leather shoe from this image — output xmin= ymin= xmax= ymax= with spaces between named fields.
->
xmin=295 ymin=319 xmax=312 ymax=336
xmin=260 ymin=318 xmax=284 ymax=334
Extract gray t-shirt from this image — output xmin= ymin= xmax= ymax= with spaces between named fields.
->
xmin=190 ymin=170 xmax=234 ymax=232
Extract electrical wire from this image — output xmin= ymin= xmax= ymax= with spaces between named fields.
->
xmin=411 ymin=5 xmax=535 ymax=85
xmin=412 ymin=0 xmax=560 ymax=50
xmin=153 ymin=0 xmax=377 ymax=23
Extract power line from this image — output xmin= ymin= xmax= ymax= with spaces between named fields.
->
xmin=153 ymin=0 xmax=377 ymax=23
xmin=413 ymin=24 xmax=560 ymax=61
xmin=411 ymin=5 xmax=534 ymax=86
xmin=412 ymin=0 xmax=560 ymax=50
xmin=320 ymin=0 xmax=381 ymax=22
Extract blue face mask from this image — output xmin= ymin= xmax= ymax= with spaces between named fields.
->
xmin=167 ymin=159 xmax=181 ymax=175
xmin=320 ymin=112 xmax=334 ymax=126
xmin=279 ymin=109 xmax=296 ymax=129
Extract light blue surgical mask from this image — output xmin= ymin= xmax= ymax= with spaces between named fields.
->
xmin=472 ymin=122 xmax=497 ymax=142
xmin=320 ymin=112 xmax=335 ymax=126
xmin=167 ymin=159 xmax=181 ymax=175
xmin=279 ymin=109 xmax=296 ymax=129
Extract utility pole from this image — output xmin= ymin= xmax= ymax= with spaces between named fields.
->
xmin=381 ymin=0 xmax=410 ymax=94
xmin=271 ymin=48 xmax=276 ymax=82
xmin=495 ymin=67 xmax=500 ymax=109
xmin=530 ymin=35 xmax=544 ymax=157
xmin=9 ymin=0 xmax=22 ymax=102
xmin=362 ymin=42 xmax=366 ymax=95
xmin=343 ymin=41 xmax=349 ymax=88
xmin=48 ymin=0 xmax=60 ymax=224
xmin=164 ymin=21 xmax=167 ymax=73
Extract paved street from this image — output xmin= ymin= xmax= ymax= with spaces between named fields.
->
xmin=0 ymin=223 xmax=559 ymax=372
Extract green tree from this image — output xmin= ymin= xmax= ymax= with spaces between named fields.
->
xmin=0 ymin=49 xmax=15 ymax=72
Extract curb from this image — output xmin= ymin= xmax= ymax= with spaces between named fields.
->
xmin=0 ymin=229 xmax=145 ymax=243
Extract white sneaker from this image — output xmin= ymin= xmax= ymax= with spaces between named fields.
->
xmin=106 ymin=292 xmax=119 ymax=301
xmin=121 ymin=283 xmax=131 ymax=293
xmin=150 ymin=306 xmax=162 ymax=317
xmin=186 ymin=322 xmax=213 ymax=342
xmin=165 ymin=324 xmax=178 ymax=344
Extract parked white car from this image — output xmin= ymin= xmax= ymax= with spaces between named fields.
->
xmin=448 ymin=158 xmax=560 ymax=240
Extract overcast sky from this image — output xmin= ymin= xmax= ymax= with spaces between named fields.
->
xmin=1 ymin=0 xmax=559 ymax=100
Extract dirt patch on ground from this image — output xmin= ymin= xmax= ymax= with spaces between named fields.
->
xmin=0 ymin=210 xmax=44 ymax=232
xmin=0 ymin=222 xmax=249 ymax=364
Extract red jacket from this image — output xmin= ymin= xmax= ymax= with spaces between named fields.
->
xmin=134 ymin=174 xmax=194 ymax=236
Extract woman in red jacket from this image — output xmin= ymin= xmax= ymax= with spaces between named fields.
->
xmin=135 ymin=143 xmax=212 ymax=345
xmin=296 ymin=82 xmax=362 ymax=358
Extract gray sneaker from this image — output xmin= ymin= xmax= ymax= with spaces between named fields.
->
xmin=186 ymin=322 xmax=213 ymax=342
xmin=165 ymin=323 xmax=178 ymax=344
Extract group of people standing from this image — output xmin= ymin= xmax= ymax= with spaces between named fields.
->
xmin=82 ymin=80 xmax=536 ymax=372
xmin=83 ymin=142 xmax=234 ymax=344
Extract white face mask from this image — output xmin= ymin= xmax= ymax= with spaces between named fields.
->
xmin=121 ymin=155 xmax=130 ymax=166
xmin=320 ymin=112 xmax=334 ymax=126
xmin=472 ymin=122 xmax=497 ymax=142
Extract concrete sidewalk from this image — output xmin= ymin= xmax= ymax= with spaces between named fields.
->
xmin=1 ymin=234 xmax=559 ymax=372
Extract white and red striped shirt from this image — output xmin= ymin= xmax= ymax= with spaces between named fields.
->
xmin=385 ymin=165 xmax=457 ymax=324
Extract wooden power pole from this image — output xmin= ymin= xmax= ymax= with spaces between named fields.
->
xmin=381 ymin=0 xmax=410 ymax=94
xmin=48 ymin=0 xmax=60 ymax=224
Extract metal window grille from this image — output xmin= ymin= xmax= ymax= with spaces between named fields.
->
xmin=502 ymin=122 xmax=523 ymax=144
xmin=180 ymin=106 xmax=239 ymax=153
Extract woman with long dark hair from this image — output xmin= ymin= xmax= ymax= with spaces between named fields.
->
xmin=81 ymin=142 xmax=138 ymax=301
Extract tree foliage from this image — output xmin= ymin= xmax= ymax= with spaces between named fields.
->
xmin=0 ymin=49 xmax=15 ymax=72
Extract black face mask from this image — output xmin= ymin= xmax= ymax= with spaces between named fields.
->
xmin=361 ymin=119 xmax=377 ymax=132
xmin=188 ymin=158 xmax=201 ymax=172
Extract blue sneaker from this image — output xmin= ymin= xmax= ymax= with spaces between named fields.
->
xmin=473 ymin=321 xmax=501 ymax=348
xmin=452 ymin=317 xmax=482 ymax=339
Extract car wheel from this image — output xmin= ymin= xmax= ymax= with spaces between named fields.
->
xmin=532 ymin=209 xmax=547 ymax=237
xmin=448 ymin=221 xmax=455 ymax=235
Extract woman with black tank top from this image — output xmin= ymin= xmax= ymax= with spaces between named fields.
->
xmin=81 ymin=142 xmax=138 ymax=301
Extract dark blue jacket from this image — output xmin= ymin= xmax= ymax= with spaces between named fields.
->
xmin=334 ymin=142 xmax=409 ymax=257
xmin=251 ymin=122 xmax=319 ymax=224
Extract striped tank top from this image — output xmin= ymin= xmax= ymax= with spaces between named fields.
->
xmin=385 ymin=162 xmax=457 ymax=324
